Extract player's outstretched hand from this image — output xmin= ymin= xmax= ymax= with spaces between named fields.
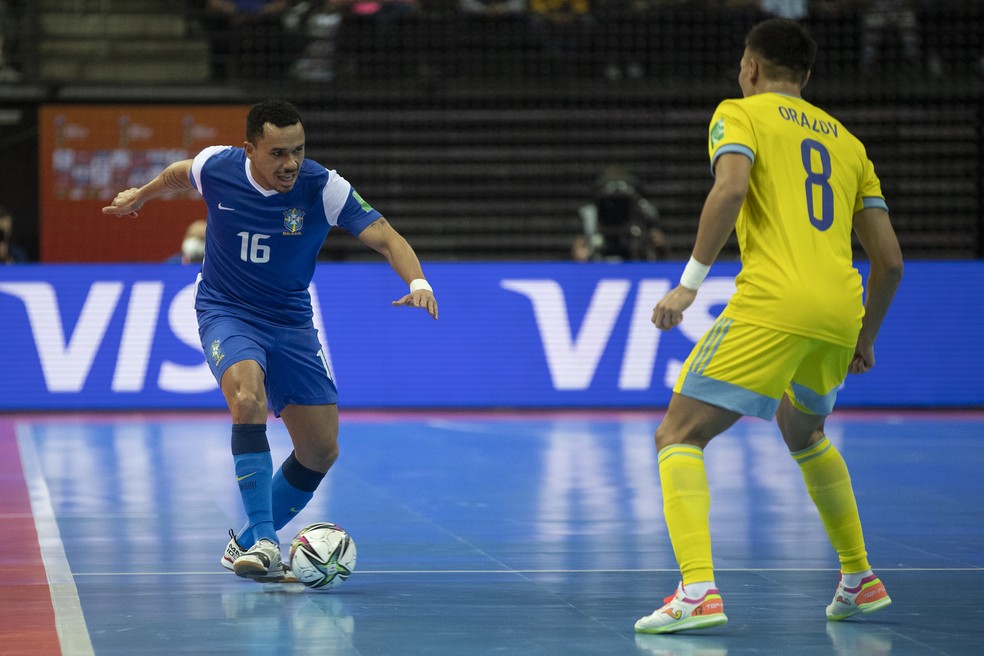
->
xmin=392 ymin=290 xmax=438 ymax=320
xmin=102 ymin=188 xmax=144 ymax=218
xmin=651 ymin=285 xmax=698 ymax=331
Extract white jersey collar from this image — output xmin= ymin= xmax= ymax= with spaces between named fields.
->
xmin=245 ymin=158 xmax=280 ymax=197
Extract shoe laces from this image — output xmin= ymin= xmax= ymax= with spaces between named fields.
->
xmin=662 ymin=582 xmax=688 ymax=606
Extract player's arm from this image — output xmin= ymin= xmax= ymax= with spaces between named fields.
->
xmin=357 ymin=217 xmax=438 ymax=319
xmin=652 ymin=152 xmax=750 ymax=331
xmin=102 ymin=160 xmax=194 ymax=218
xmin=850 ymin=207 xmax=903 ymax=373
xmin=691 ymin=152 xmax=749 ymax=264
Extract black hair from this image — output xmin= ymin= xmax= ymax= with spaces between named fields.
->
xmin=745 ymin=18 xmax=817 ymax=84
xmin=246 ymin=100 xmax=302 ymax=144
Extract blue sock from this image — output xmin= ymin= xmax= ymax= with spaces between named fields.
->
xmin=231 ymin=424 xmax=276 ymax=547
xmin=273 ymin=451 xmax=326 ymax=529
xmin=236 ymin=451 xmax=326 ymax=546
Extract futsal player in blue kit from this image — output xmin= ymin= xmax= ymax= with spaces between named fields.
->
xmin=103 ymin=100 xmax=438 ymax=581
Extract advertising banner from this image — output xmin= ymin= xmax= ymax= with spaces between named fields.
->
xmin=0 ymin=261 xmax=980 ymax=410
xmin=39 ymin=105 xmax=249 ymax=263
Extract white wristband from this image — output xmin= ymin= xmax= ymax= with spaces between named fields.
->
xmin=679 ymin=256 xmax=711 ymax=290
xmin=410 ymin=278 xmax=432 ymax=293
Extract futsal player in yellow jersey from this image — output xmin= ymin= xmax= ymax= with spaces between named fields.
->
xmin=635 ymin=18 xmax=904 ymax=634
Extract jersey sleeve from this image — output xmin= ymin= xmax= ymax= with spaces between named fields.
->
xmin=708 ymin=100 xmax=756 ymax=175
xmin=322 ymin=170 xmax=383 ymax=235
xmin=856 ymin=149 xmax=889 ymax=214
xmin=189 ymin=145 xmax=233 ymax=195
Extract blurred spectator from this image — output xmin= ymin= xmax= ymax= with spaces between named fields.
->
xmin=758 ymin=0 xmax=806 ymax=20
xmin=593 ymin=0 xmax=646 ymax=80
xmin=459 ymin=0 xmax=527 ymax=16
xmin=572 ymin=166 xmax=668 ymax=262
xmin=858 ymin=0 xmax=924 ymax=76
xmin=339 ymin=0 xmax=421 ymax=77
xmin=166 ymin=219 xmax=207 ymax=265
xmin=286 ymin=0 xmax=346 ymax=81
xmin=913 ymin=0 xmax=973 ymax=78
xmin=350 ymin=0 xmax=419 ymax=20
xmin=198 ymin=0 xmax=291 ymax=81
xmin=0 ymin=205 xmax=28 ymax=264
xmin=0 ymin=0 xmax=22 ymax=82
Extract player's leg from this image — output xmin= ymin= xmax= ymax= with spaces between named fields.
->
xmin=659 ymin=316 xmax=791 ymax=588
xmin=779 ymin=343 xmax=891 ymax=620
xmin=221 ymin=359 xmax=277 ymax=544
xmin=230 ymin=410 xmax=335 ymax=544
xmin=655 ymin=393 xmax=742 ymax=589
xmin=200 ymin=314 xmax=283 ymax=580
xmin=634 ymin=394 xmax=739 ymax=634
xmin=778 ymin=396 xmax=867 ymax=569
xmin=637 ymin=316 xmax=792 ymax=634
xmin=275 ymin=403 xmax=338 ymax=527
xmin=264 ymin=324 xmax=340 ymax=531
xmin=219 ymin=359 xmax=284 ymax=580
xmin=227 ymin=406 xmax=335 ymax=582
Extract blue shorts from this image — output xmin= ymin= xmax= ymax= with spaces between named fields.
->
xmin=198 ymin=311 xmax=338 ymax=416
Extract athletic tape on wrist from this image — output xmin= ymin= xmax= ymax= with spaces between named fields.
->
xmin=410 ymin=278 xmax=433 ymax=293
xmin=679 ymin=256 xmax=711 ymax=290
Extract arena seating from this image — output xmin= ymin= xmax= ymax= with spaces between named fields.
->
xmin=15 ymin=0 xmax=984 ymax=261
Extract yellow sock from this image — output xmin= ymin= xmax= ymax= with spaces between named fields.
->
xmin=791 ymin=435 xmax=870 ymax=574
xmin=658 ymin=444 xmax=714 ymax=585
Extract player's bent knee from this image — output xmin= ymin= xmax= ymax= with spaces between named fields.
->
xmin=322 ymin=441 xmax=339 ymax=466
xmin=228 ymin=393 xmax=267 ymax=424
xmin=296 ymin=435 xmax=338 ymax=473
xmin=655 ymin=425 xmax=686 ymax=451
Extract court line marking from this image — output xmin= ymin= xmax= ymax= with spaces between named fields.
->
xmin=8 ymin=408 xmax=982 ymax=425
xmin=17 ymin=424 xmax=95 ymax=656
xmin=70 ymin=566 xmax=984 ymax=577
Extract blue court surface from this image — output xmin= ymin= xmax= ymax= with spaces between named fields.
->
xmin=4 ymin=409 xmax=983 ymax=655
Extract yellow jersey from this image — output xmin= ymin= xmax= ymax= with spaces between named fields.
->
xmin=708 ymin=92 xmax=888 ymax=347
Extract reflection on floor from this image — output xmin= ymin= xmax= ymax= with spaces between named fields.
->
xmin=3 ymin=410 xmax=982 ymax=655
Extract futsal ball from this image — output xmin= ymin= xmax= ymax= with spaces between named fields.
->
xmin=289 ymin=523 xmax=357 ymax=591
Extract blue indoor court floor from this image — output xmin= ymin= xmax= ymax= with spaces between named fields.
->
xmin=1 ymin=409 xmax=982 ymax=656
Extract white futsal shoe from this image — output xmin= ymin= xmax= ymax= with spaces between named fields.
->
xmin=222 ymin=529 xmax=294 ymax=583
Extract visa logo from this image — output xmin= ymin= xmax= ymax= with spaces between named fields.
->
xmin=0 ymin=281 xmax=333 ymax=394
xmin=502 ymin=278 xmax=735 ymax=391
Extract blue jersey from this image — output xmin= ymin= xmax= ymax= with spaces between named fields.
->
xmin=190 ymin=146 xmax=381 ymax=326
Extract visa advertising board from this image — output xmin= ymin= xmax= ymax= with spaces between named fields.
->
xmin=0 ymin=261 xmax=979 ymax=410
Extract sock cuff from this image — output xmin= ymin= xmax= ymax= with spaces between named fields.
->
xmin=231 ymin=424 xmax=270 ymax=455
xmin=658 ymin=444 xmax=704 ymax=465
xmin=281 ymin=451 xmax=326 ymax=493
xmin=791 ymin=435 xmax=832 ymax=463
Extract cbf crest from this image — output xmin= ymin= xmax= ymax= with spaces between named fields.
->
xmin=210 ymin=339 xmax=224 ymax=366
xmin=283 ymin=208 xmax=304 ymax=235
